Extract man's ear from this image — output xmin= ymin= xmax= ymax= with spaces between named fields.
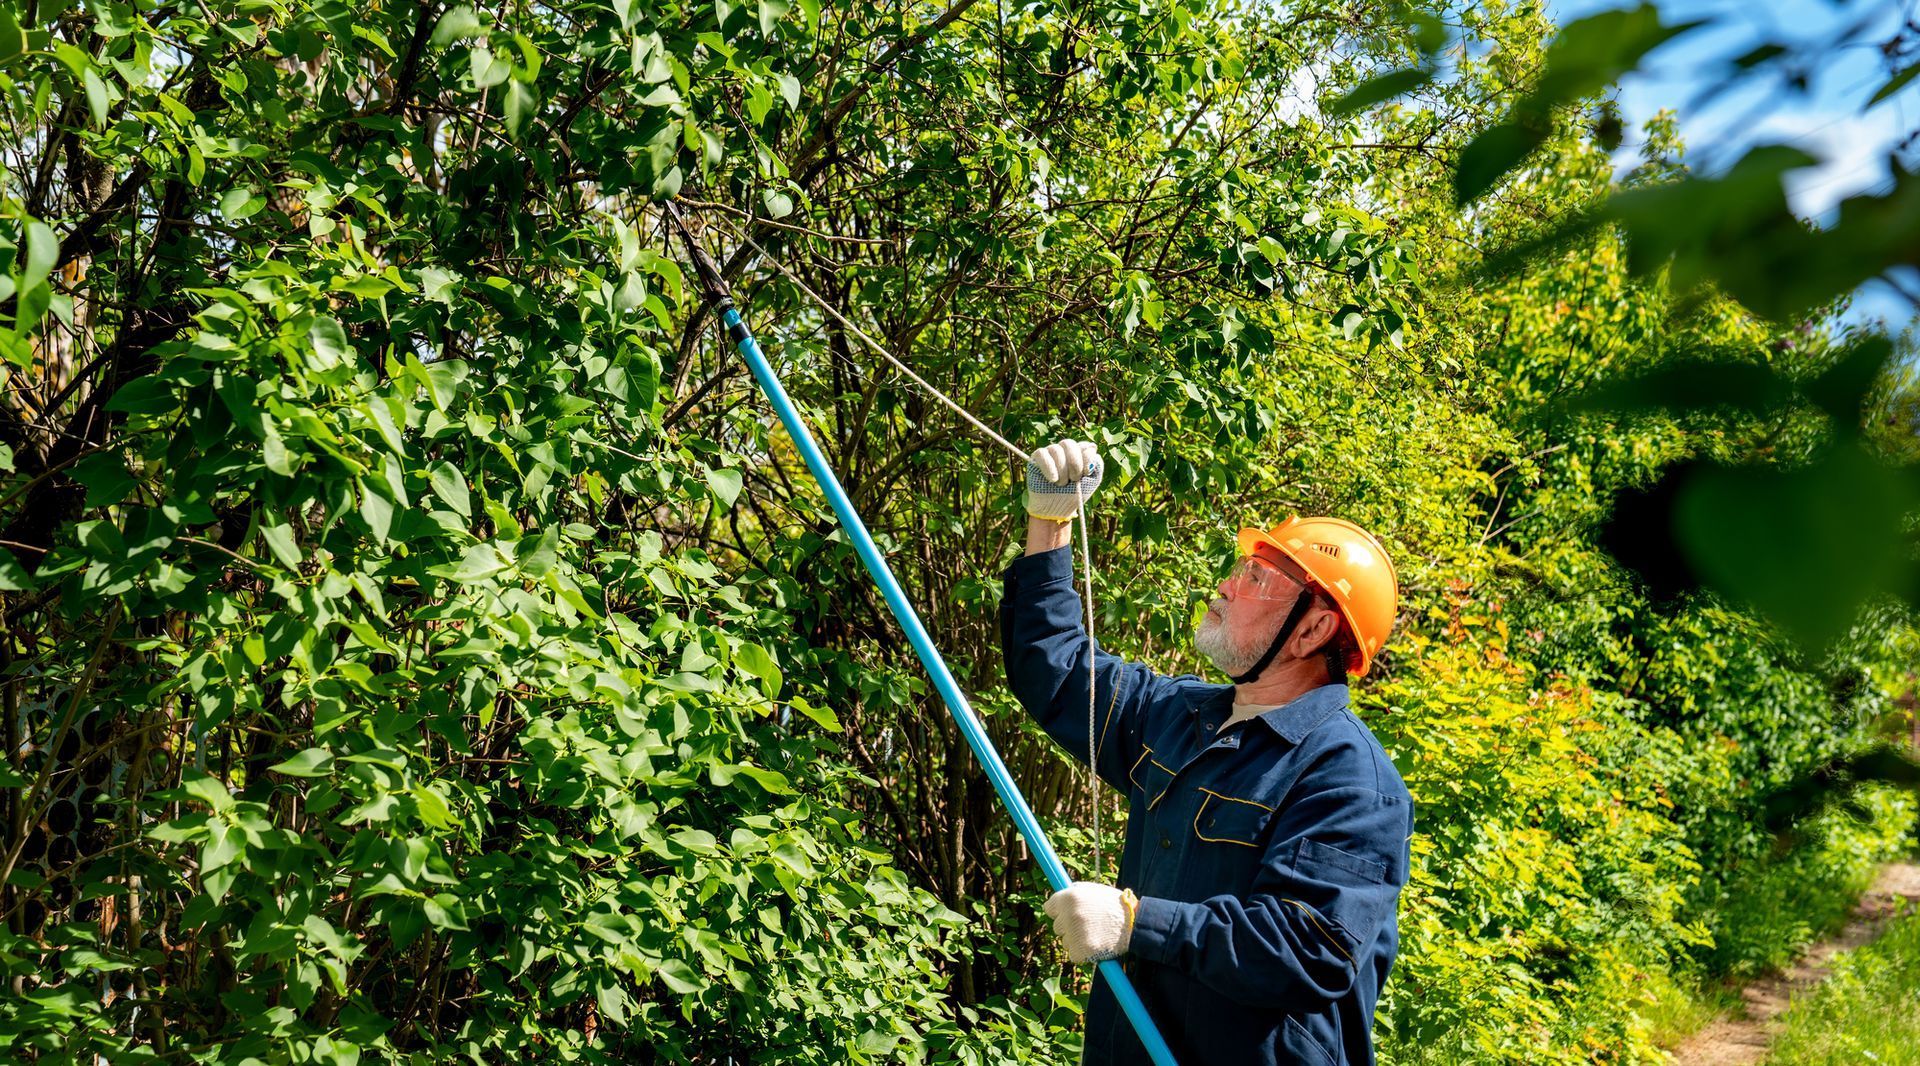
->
xmin=1291 ymin=605 xmax=1342 ymax=659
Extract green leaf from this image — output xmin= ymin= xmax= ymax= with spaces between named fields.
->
xmin=446 ymin=543 xmax=510 ymax=581
xmin=431 ymin=6 xmax=484 ymax=47
xmin=1452 ymin=121 xmax=1548 ymax=206
xmin=412 ymin=783 xmax=456 ymax=829
xmin=363 ymin=396 xmax=406 ymax=454
xmin=503 ymin=80 xmax=538 ymax=141
xmin=705 ymin=467 xmax=743 ymax=507
xmin=308 ymin=316 xmax=351 ymax=369
xmin=1803 ymin=337 xmax=1893 ymax=423
xmin=423 ymin=893 xmax=469 ymax=930
xmin=419 ymin=266 xmax=460 ymax=304
xmin=790 ymin=697 xmax=841 ymax=732
xmin=81 ymin=67 xmax=110 ymax=126
xmin=735 ymin=641 xmax=781 ymax=698
xmin=201 ymin=820 xmax=242 ymax=871
xmin=218 ymin=187 xmax=266 ymax=220
xmin=71 ymin=451 xmax=135 ymax=508
xmin=270 ymin=748 xmax=334 ymax=777
xmin=360 ymin=486 xmax=395 ymax=542
xmin=672 ymin=828 xmax=718 ymax=854
xmin=1532 ymin=4 xmax=1701 ymax=110
xmin=21 ymin=220 xmax=56 ymax=294
xmin=744 ymin=76 xmax=772 ymax=124
xmin=516 ymin=526 xmax=559 ymax=577
xmin=1324 ymin=68 xmax=1433 ymax=115
xmin=336 ymin=274 xmax=394 ymax=299
xmin=430 ymin=461 xmax=471 ymax=518
xmin=261 ymin=521 xmax=302 ymax=569
xmin=104 ymin=375 xmax=175 ymax=415
xmin=770 ymin=841 xmax=815 ymax=879
xmin=181 ymin=772 xmax=234 ymax=813
xmin=758 ymin=0 xmax=790 ymax=35
xmin=1869 ymin=61 xmax=1920 ymax=107
xmin=262 ymin=427 xmax=295 ymax=476
xmin=656 ymin=958 xmax=703 ymax=994
xmin=0 ymin=547 xmax=33 ymax=592
xmin=471 ymin=44 xmax=511 ymax=88
xmin=1566 ymin=359 xmax=1792 ymax=418
xmin=0 ymin=5 xmax=24 ymax=64
xmin=1674 ymin=445 xmax=1918 ymax=650
xmin=736 ymin=765 xmax=792 ymax=793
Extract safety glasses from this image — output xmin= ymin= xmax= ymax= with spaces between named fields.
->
xmin=1221 ymin=554 xmax=1304 ymax=601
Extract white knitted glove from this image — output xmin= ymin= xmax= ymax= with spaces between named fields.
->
xmin=1025 ymin=439 xmax=1103 ymax=522
xmin=1043 ymin=882 xmax=1135 ymax=964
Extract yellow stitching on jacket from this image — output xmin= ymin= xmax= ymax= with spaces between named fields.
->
xmin=1146 ymin=757 xmax=1178 ymax=810
xmin=1284 ymin=899 xmax=1355 ymax=965
xmin=1094 ymin=665 xmax=1124 ymax=765
xmin=1125 ymin=746 xmax=1177 ymax=810
xmin=1196 ymin=786 xmax=1275 ymax=812
xmin=1192 ymin=794 xmax=1261 ymax=847
xmin=1127 ymin=747 xmax=1151 ymax=790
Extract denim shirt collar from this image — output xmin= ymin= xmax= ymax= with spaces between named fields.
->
xmin=1188 ymin=681 xmax=1349 ymax=742
xmin=1250 ymin=683 xmax=1350 ymax=743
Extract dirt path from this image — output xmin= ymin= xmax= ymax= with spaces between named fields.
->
xmin=1668 ymin=861 xmax=1920 ymax=1066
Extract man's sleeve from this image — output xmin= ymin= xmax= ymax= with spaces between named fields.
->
xmin=1126 ymin=775 xmax=1412 ymax=1008
xmin=1000 ymin=546 xmax=1178 ymax=793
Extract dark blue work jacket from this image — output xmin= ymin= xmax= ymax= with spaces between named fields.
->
xmin=1001 ymin=547 xmax=1414 ymax=1066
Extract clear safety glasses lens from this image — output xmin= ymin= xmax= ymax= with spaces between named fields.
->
xmin=1225 ymin=556 xmax=1293 ymax=600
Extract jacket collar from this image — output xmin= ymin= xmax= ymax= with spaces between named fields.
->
xmin=1253 ymin=683 xmax=1350 ymax=743
xmin=1189 ymin=682 xmax=1349 ymax=744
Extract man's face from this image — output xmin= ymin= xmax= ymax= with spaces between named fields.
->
xmin=1194 ymin=544 xmax=1321 ymax=677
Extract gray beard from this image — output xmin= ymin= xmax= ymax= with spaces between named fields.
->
xmin=1194 ymin=611 xmax=1266 ymax=678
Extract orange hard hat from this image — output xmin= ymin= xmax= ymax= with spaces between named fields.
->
xmin=1237 ymin=516 xmax=1399 ymax=677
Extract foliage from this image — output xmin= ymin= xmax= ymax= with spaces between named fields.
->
xmin=1349 ymin=0 xmax=1920 ymax=656
xmin=0 ymin=0 xmax=981 ymax=1060
xmin=1365 ymin=615 xmax=1707 ymax=1063
xmin=1765 ymin=894 xmax=1920 ymax=1066
xmin=1693 ymin=782 xmax=1917 ymax=981
xmin=0 ymin=0 xmax=1914 ymax=1063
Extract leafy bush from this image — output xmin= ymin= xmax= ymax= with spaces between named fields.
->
xmin=1694 ymin=783 xmax=1918 ymax=982
xmin=1 ymin=1 xmax=1914 ymax=1064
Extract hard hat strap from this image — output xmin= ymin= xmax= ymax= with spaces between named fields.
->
xmin=1230 ymin=588 xmax=1317 ymax=685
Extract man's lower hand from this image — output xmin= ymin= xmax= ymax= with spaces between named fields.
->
xmin=1044 ymin=882 xmax=1137 ymax=964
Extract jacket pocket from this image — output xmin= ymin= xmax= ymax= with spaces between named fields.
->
xmin=1190 ymin=788 xmax=1272 ymax=847
xmin=1290 ymin=838 xmax=1390 ymax=962
xmin=1296 ymin=838 xmax=1387 ymax=882
xmin=1127 ymin=746 xmax=1178 ymax=809
xmin=1282 ymin=1016 xmax=1338 ymax=1066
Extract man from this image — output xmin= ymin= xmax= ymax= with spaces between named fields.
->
xmin=1001 ymin=439 xmax=1414 ymax=1066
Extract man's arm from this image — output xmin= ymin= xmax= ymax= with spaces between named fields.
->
xmin=1001 ymin=546 xmax=1166 ymax=791
xmin=1003 ymin=439 xmax=1173 ymax=792
xmin=1025 ymin=513 xmax=1074 ymax=556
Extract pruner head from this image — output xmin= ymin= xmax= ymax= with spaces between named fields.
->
xmin=660 ymin=200 xmax=732 ymax=306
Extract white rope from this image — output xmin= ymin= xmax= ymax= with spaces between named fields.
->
xmin=735 ymin=233 xmax=1033 ymax=464
xmin=720 ymin=226 xmax=1110 ymax=882
xmin=1076 ymin=484 xmax=1101 ymax=878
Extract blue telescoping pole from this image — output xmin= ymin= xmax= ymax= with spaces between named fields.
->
xmin=666 ymin=207 xmax=1176 ymax=1066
